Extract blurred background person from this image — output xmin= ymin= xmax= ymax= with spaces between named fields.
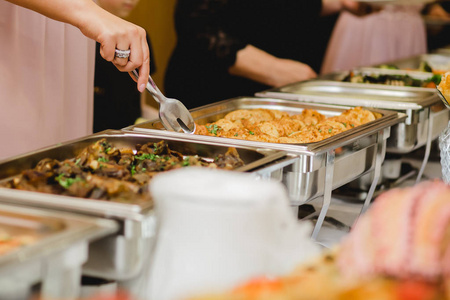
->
xmin=0 ymin=0 xmax=150 ymax=160
xmin=164 ymin=0 xmax=364 ymax=109
xmin=94 ymin=0 xmax=157 ymax=133
xmin=321 ymin=2 xmax=428 ymax=74
xmin=422 ymin=1 xmax=450 ymax=52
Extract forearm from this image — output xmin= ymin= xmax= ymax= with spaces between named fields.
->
xmin=5 ymin=0 xmax=112 ymax=42
xmin=6 ymin=0 xmax=93 ymax=25
xmin=229 ymin=45 xmax=317 ymax=87
xmin=5 ymin=0 xmax=150 ymax=92
xmin=229 ymin=45 xmax=279 ymax=86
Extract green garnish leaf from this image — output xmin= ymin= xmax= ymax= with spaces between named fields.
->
xmin=135 ymin=153 xmax=157 ymax=161
xmin=98 ymin=157 xmax=109 ymax=163
xmin=206 ymin=124 xmax=220 ymax=135
xmin=55 ymin=174 xmax=82 ymax=189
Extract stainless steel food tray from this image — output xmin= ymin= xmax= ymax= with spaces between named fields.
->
xmin=375 ymin=53 xmax=450 ymax=71
xmin=125 ymin=97 xmax=404 ymax=238
xmin=319 ymin=67 xmax=438 ymax=91
xmin=0 ymin=203 xmax=117 ymax=299
xmin=0 ymin=130 xmax=289 ymax=280
xmin=256 ymin=80 xmax=449 ymax=183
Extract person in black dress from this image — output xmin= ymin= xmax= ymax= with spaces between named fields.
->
xmin=164 ymin=0 xmax=362 ymax=109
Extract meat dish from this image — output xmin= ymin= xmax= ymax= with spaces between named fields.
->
xmin=195 ymin=107 xmax=378 ymax=144
xmin=0 ymin=139 xmax=244 ymax=204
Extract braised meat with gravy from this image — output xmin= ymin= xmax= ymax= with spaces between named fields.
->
xmin=1 ymin=139 xmax=244 ymax=204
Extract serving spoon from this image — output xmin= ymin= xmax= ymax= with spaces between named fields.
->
xmin=437 ymin=87 xmax=450 ymax=110
xmin=133 ymin=70 xmax=195 ymax=133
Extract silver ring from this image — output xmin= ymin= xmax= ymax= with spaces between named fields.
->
xmin=115 ymin=49 xmax=131 ymax=59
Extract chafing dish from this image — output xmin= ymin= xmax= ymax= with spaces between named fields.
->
xmin=375 ymin=53 xmax=450 ymax=71
xmin=320 ymin=67 xmax=439 ymax=89
xmin=256 ymin=80 xmax=449 ymax=184
xmin=0 ymin=203 xmax=117 ymax=300
xmin=435 ymin=47 xmax=450 ymax=56
xmin=125 ymin=97 xmax=404 ymax=238
xmin=0 ymin=130 xmax=288 ymax=280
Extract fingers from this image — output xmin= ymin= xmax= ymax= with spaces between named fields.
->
xmin=113 ymin=42 xmax=130 ymax=68
xmin=136 ymin=33 xmax=150 ymax=92
xmin=98 ymin=22 xmax=150 ymax=93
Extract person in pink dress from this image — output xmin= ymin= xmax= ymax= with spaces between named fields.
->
xmin=321 ymin=3 xmax=428 ymax=74
xmin=0 ymin=0 xmax=150 ymax=160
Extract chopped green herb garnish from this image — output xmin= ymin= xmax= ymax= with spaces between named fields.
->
xmin=234 ymin=133 xmax=239 ymax=137
xmin=55 ymin=174 xmax=82 ymax=189
xmin=135 ymin=153 xmax=157 ymax=161
xmin=182 ymin=157 xmax=190 ymax=166
xmin=328 ymin=128 xmax=332 ymax=133
xmin=98 ymin=157 xmax=109 ymax=163
xmin=206 ymin=124 xmax=220 ymax=135
xmin=75 ymin=158 xmax=81 ymax=166
xmin=131 ymin=165 xmax=136 ymax=176
xmin=249 ymin=131 xmax=254 ymax=135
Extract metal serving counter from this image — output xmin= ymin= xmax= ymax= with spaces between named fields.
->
xmin=0 ymin=130 xmax=289 ymax=280
xmin=0 ymin=203 xmax=117 ymax=300
xmin=125 ymin=97 xmax=404 ymax=238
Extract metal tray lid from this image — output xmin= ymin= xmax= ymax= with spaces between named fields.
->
xmin=346 ymin=67 xmax=437 ymax=83
xmin=256 ymin=80 xmax=439 ymax=111
xmin=0 ymin=203 xmax=117 ymax=269
xmin=126 ymin=97 xmax=405 ymax=155
xmin=380 ymin=53 xmax=450 ymax=71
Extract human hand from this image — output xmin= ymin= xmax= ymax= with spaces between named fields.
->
xmin=77 ymin=2 xmax=150 ymax=92
xmin=426 ymin=3 xmax=450 ymax=20
xmin=340 ymin=0 xmax=375 ymax=16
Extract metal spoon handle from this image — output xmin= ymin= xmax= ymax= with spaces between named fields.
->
xmin=132 ymin=69 xmax=164 ymax=104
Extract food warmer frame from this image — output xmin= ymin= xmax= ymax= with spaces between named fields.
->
xmin=0 ymin=130 xmax=291 ymax=280
xmin=0 ymin=203 xmax=117 ymax=299
xmin=373 ymin=53 xmax=450 ymax=71
xmin=125 ymin=97 xmax=404 ymax=239
xmin=256 ymin=80 xmax=449 ymax=184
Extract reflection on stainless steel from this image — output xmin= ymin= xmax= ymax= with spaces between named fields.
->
xmin=0 ymin=130 xmax=288 ymax=279
xmin=376 ymin=54 xmax=450 ymax=72
xmin=125 ymin=97 xmax=404 ymax=238
xmin=0 ymin=204 xmax=117 ymax=299
xmin=132 ymin=69 xmax=195 ymax=133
